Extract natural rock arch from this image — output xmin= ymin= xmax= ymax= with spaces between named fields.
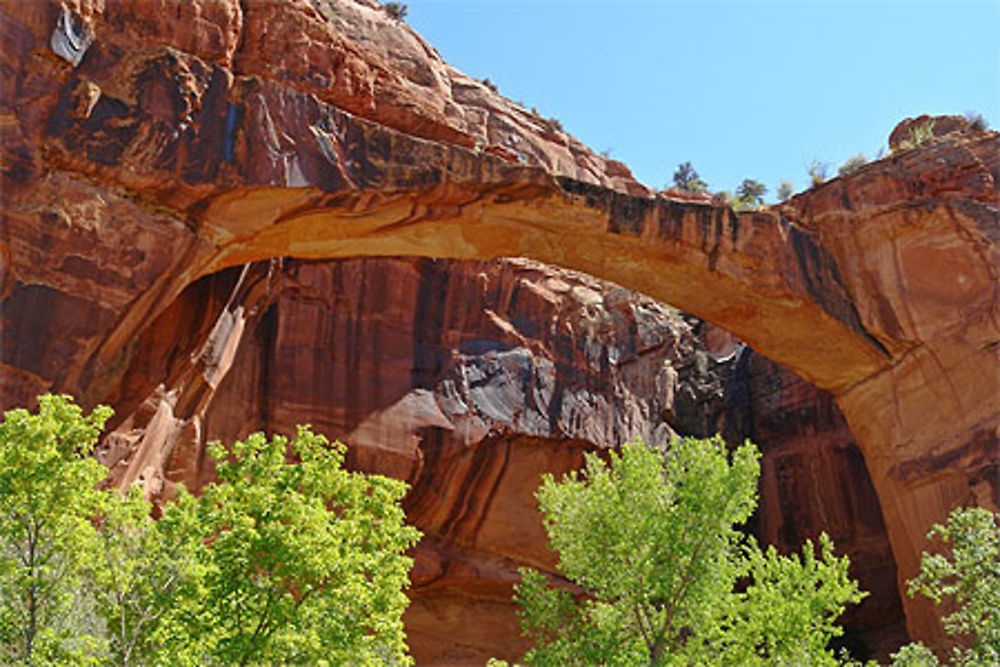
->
xmin=75 ymin=114 xmax=995 ymax=647
xmin=1 ymin=0 xmax=996 ymax=649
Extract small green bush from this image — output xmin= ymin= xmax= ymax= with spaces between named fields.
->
xmin=896 ymin=120 xmax=935 ymax=152
xmin=964 ymin=111 xmax=989 ymax=132
xmin=838 ymin=154 xmax=868 ymax=176
xmin=890 ymin=507 xmax=1000 ymax=666
xmin=733 ymin=178 xmax=767 ymax=210
xmin=776 ymin=180 xmax=795 ymax=201
xmin=383 ymin=2 xmax=408 ymax=21
xmin=671 ymin=161 xmax=708 ymax=193
xmin=808 ymin=160 xmax=830 ymax=186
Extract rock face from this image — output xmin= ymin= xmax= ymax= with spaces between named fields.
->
xmin=94 ymin=255 xmax=905 ymax=664
xmin=1 ymin=0 xmax=997 ymax=658
xmin=98 ymin=255 xmax=729 ymax=664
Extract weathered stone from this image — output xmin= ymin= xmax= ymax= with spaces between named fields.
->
xmin=1 ymin=0 xmax=997 ymax=658
xmin=887 ymin=114 xmax=978 ymax=150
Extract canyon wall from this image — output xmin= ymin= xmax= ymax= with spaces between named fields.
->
xmin=100 ymin=256 xmax=737 ymax=663
xmin=2 ymin=0 xmax=997 ymax=657
xmin=92 ymin=255 xmax=904 ymax=663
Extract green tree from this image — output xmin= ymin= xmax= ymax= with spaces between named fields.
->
xmin=514 ymin=437 xmax=865 ymax=666
xmin=0 ymin=394 xmax=111 ymax=665
xmin=733 ymin=178 xmax=767 ymax=210
xmin=383 ymin=2 xmax=408 ymax=21
xmin=838 ymin=154 xmax=868 ymax=176
xmin=671 ymin=162 xmax=708 ymax=193
xmin=891 ymin=507 xmax=999 ymax=666
xmin=195 ymin=427 xmax=422 ymax=665
xmin=88 ymin=485 xmax=207 ymax=667
xmin=3 ymin=396 xmax=424 ymax=665
xmin=776 ymin=180 xmax=795 ymax=201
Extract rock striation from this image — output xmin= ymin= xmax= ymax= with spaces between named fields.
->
xmin=1 ymin=0 xmax=997 ymax=658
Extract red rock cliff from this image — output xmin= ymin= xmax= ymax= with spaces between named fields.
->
xmin=1 ymin=0 xmax=997 ymax=658
xmin=97 ymin=255 xmax=735 ymax=663
xmin=92 ymin=254 xmax=905 ymax=663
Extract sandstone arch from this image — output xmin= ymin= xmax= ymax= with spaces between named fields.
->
xmin=1 ymin=0 xmax=997 ymax=650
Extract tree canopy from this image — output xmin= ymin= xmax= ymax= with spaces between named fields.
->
xmin=197 ymin=428 xmax=421 ymax=665
xmin=513 ymin=437 xmax=865 ymax=666
xmin=670 ymin=162 xmax=708 ymax=193
xmin=0 ymin=395 xmax=421 ymax=665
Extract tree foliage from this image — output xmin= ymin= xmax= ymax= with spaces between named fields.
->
xmin=197 ymin=428 xmax=421 ymax=665
xmin=1 ymin=396 xmax=421 ymax=665
xmin=891 ymin=507 xmax=1000 ymax=667
xmin=514 ymin=437 xmax=865 ymax=666
xmin=733 ymin=178 xmax=767 ymax=211
xmin=0 ymin=394 xmax=110 ymax=664
xmin=671 ymin=162 xmax=708 ymax=193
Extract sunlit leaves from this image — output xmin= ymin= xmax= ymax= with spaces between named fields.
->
xmin=720 ymin=534 xmax=866 ymax=666
xmin=1 ymin=396 xmax=422 ymax=665
xmin=0 ymin=395 xmax=111 ymax=664
xmin=896 ymin=507 xmax=1000 ymax=666
xmin=515 ymin=436 xmax=865 ymax=666
xmin=197 ymin=426 xmax=422 ymax=665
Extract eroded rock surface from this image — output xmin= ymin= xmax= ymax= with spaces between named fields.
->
xmin=1 ymin=0 xmax=997 ymax=656
xmin=94 ymin=255 xmax=905 ymax=664
xmin=99 ymin=256 xmax=727 ymax=664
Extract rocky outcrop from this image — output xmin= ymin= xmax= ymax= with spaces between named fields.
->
xmin=777 ymin=138 xmax=1000 ymax=645
xmin=1 ymin=0 xmax=997 ymax=656
xmin=887 ymin=114 xmax=975 ymax=150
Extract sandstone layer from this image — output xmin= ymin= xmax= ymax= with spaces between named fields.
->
xmin=1 ymin=0 xmax=998 ymax=656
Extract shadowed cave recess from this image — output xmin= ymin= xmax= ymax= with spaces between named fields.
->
xmin=99 ymin=257 xmax=907 ymax=664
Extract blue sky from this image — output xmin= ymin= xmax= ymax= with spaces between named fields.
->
xmin=407 ymin=0 xmax=1000 ymax=200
